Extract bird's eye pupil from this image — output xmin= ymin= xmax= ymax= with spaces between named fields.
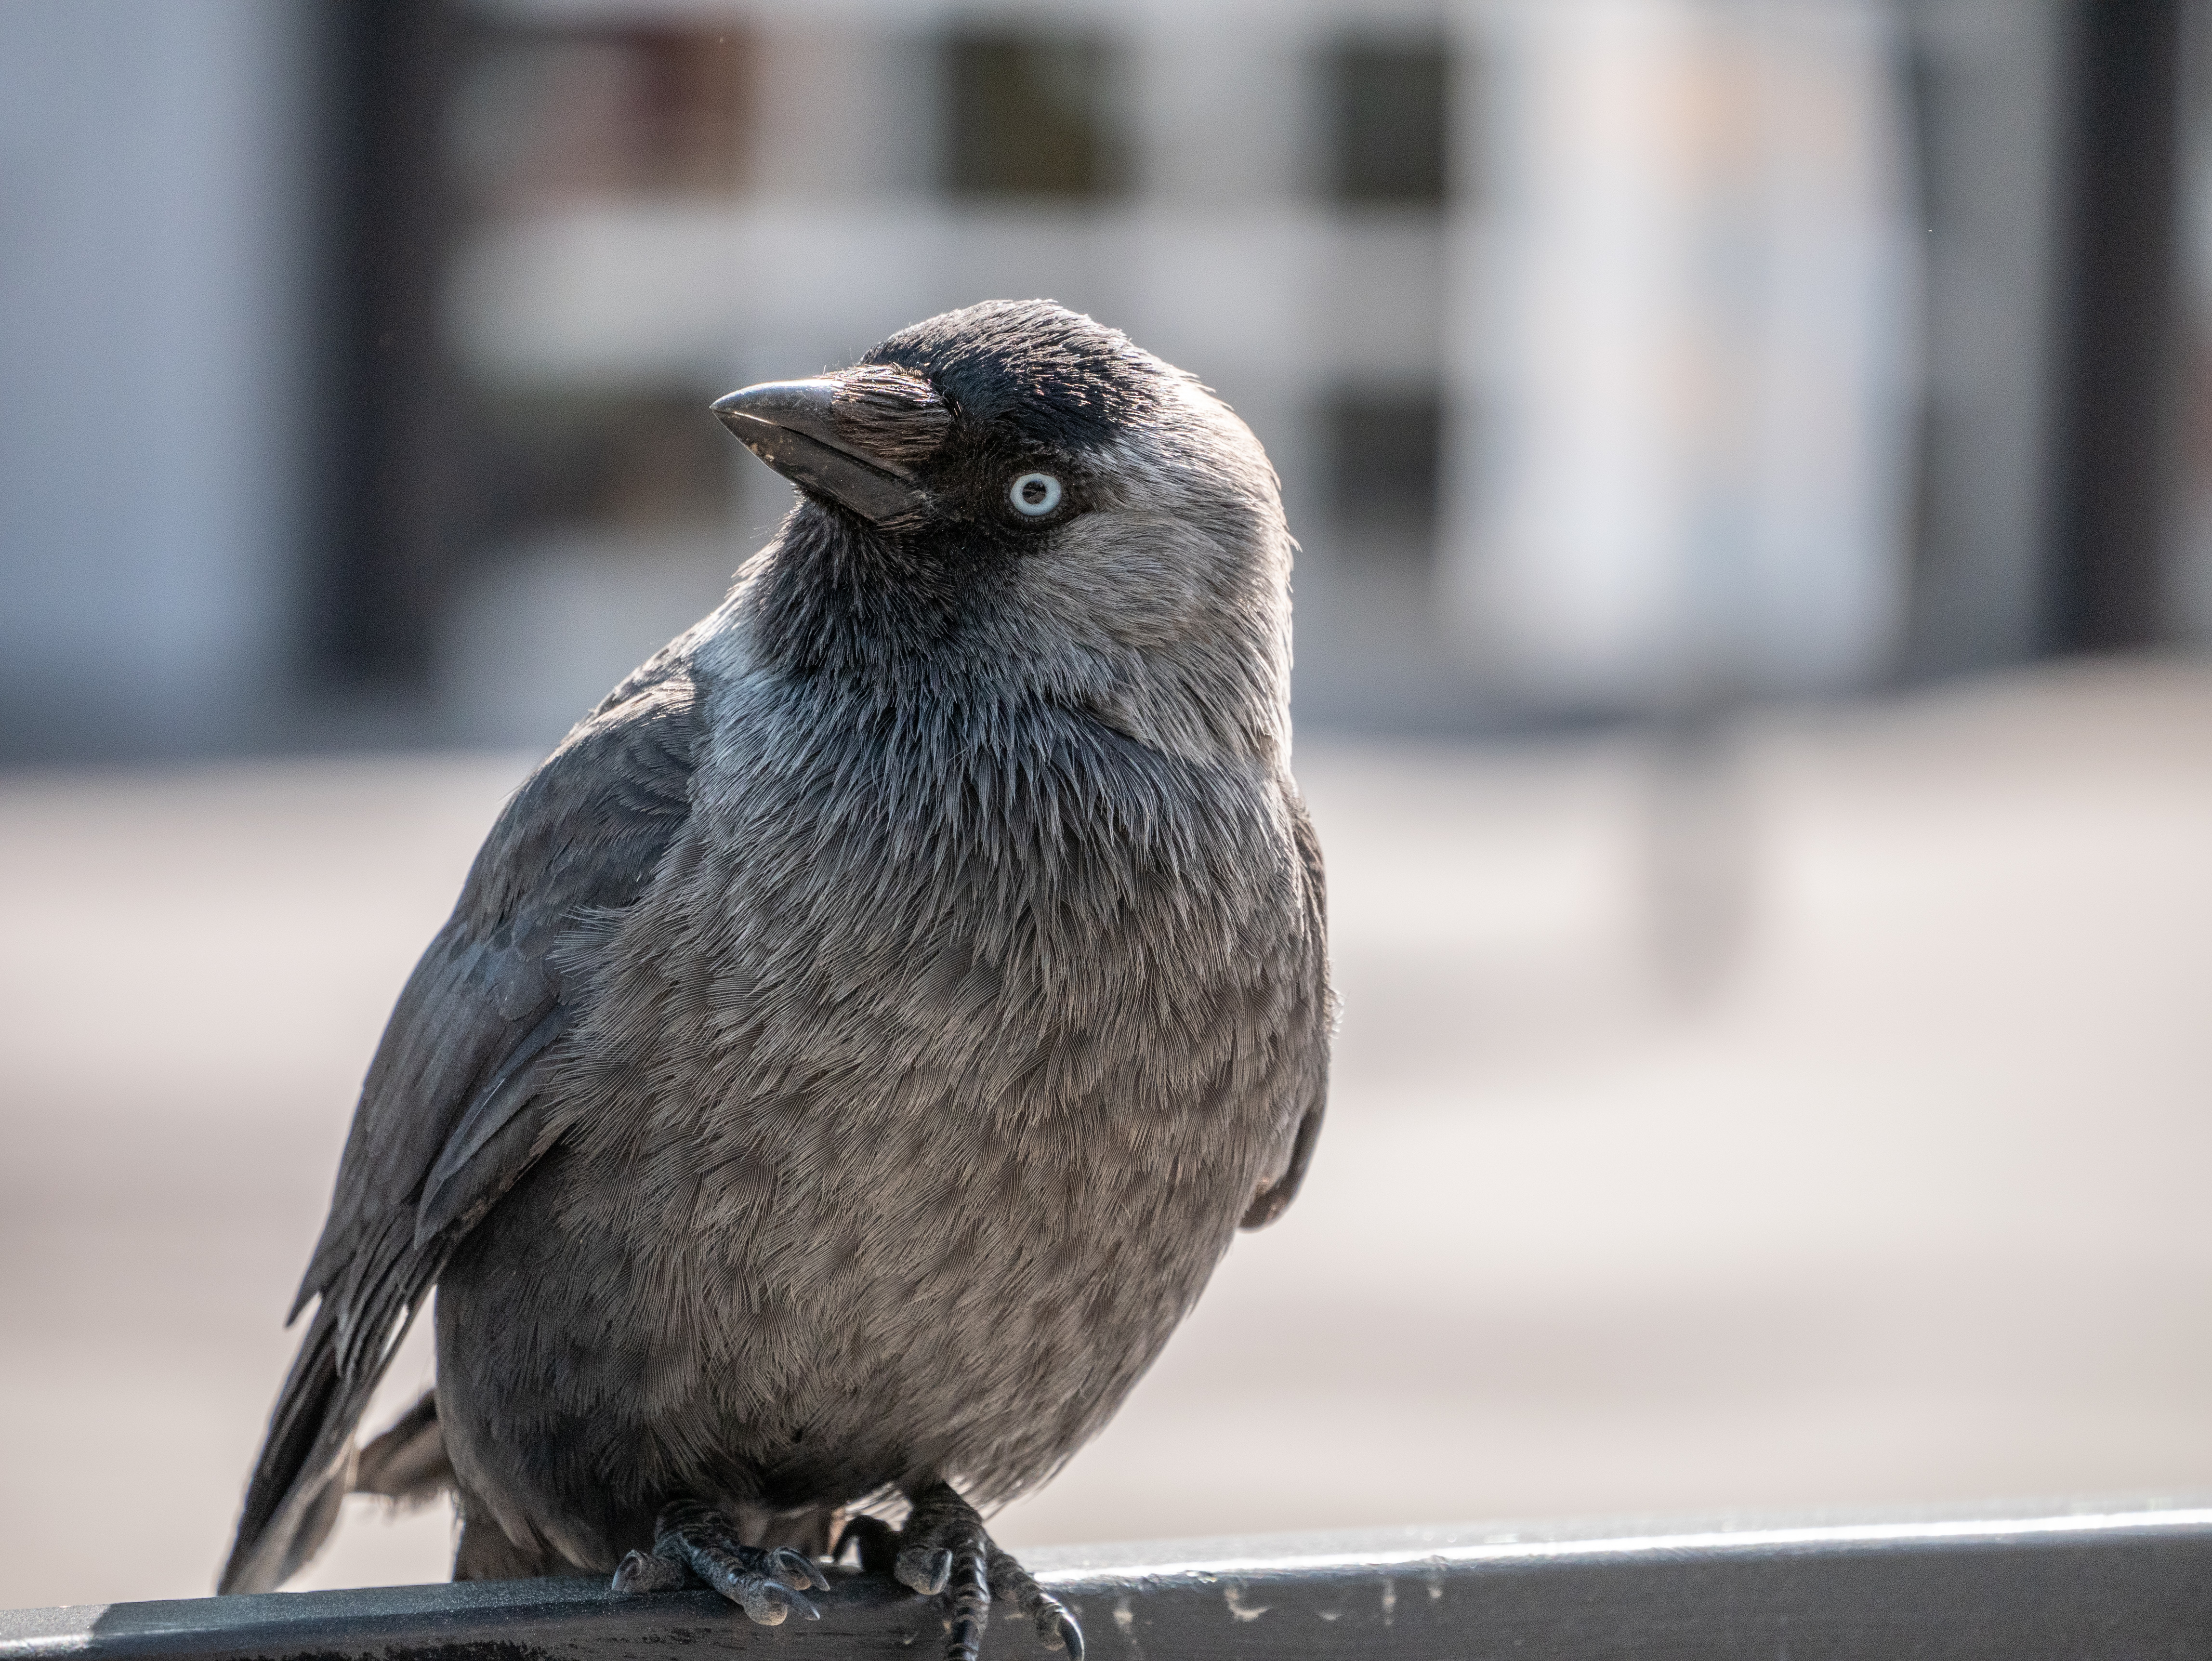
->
xmin=1009 ymin=473 xmax=1063 ymax=516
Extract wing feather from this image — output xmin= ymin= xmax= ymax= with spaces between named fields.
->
xmin=1240 ymin=791 xmax=1330 ymax=1231
xmin=219 ymin=668 xmax=698 ymax=1593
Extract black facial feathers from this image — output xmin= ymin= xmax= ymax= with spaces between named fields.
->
xmin=864 ymin=300 xmax=1167 ymax=455
xmin=749 ymin=301 xmax=1191 ymax=681
xmin=830 ymin=367 xmax=952 ymax=472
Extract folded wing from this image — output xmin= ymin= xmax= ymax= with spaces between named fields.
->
xmin=1239 ymin=792 xmax=1331 ymax=1231
xmin=218 ymin=666 xmax=699 ymax=1593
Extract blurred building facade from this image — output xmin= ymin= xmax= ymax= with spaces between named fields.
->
xmin=0 ymin=2 xmax=326 ymax=758
xmin=1 ymin=0 xmax=2206 ymax=759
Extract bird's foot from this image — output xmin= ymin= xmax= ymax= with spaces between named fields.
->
xmin=846 ymin=1481 xmax=1081 ymax=1661
xmin=611 ymin=1499 xmax=829 ymax=1624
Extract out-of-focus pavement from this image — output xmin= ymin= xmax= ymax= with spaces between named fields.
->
xmin=3 ymin=660 xmax=2209 ymax=1609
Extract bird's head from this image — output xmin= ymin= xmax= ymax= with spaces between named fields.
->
xmin=713 ymin=300 xmax=1293 ymax=766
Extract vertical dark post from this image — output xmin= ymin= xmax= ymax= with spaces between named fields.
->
xmin=312 ymin=0 xmax=462 ymax=695
xmin=2047 ymin=0 xmax=2184 ymax=652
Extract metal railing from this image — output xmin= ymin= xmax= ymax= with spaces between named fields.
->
xmin=6 ymin=1501 xmax=2210 ymax=1661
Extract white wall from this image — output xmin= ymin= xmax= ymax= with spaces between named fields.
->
xmin=1448 ymin=0 xmax=1922 ymax=711
xmin=0 ymin=1 xmax=321 ymax=761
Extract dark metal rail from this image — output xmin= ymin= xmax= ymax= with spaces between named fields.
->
xmin=6 ymin=1501 xmax=2211 ymax=1661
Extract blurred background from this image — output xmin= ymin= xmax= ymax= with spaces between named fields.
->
xmin=4 ymin=0 xmax=2211 ymax=1613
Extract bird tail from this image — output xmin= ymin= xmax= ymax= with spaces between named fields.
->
xmin=353 ymin=1388 xmax=453 ymax=1504
xmin=218 ymin=1270 xmax=430 ymax=1595
xmin=218 ymin=1301 xmax=358 ymax=1593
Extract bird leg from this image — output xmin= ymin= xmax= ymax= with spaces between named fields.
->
xmin=882 ymin=1479 xmax=1083 ymax=1661
xmin=611 ymin=1499 xmax=829 ymax=1624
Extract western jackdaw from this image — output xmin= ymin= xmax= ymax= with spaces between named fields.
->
xmin=220 ymin=299 xmax=1331 ymax=1661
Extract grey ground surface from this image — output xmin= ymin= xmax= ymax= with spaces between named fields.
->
xmin=4 ymin=660 xmax=2209 ymax=1608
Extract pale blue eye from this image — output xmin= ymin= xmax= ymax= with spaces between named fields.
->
xmin=1010 ymin=473 xmax=1062 ymax=516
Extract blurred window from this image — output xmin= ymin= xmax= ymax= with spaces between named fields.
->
xmin=940 ymin=28 xmax=1128 ymax=200
xmin=474 ymin=391 xmax=733 ymax=544
xmin=453 ymin=26 xmax=752 ymax=211
xmin=1320 ymin=34 xmax=1451 ymax=209
xmin=1321 ymin=385 xmax=1445 ymax=560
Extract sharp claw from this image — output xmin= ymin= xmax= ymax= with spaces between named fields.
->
xmin=948 ymin=1613 xmax=985 ymax=1661
xmin=739 ymin=1580 xmax=820 ymax=1625
xmin=780 ymin=1585 xmax=824 ymax=1621
xmin=1052 ymin=1609 xmax=1085 ymax=1661
xmin=767 ymin=1547 xmax=830 ymax=1591
xmin=610 ymin=1550 xmax=647 ymax=1594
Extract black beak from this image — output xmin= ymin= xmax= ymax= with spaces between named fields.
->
xmin=712 ymin=379 xmax=931 ymax=523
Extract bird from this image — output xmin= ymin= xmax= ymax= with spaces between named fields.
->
xmin=218 ymin=299 xmax=1331 ymax=1661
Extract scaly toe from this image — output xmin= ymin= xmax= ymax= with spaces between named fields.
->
xmin=943 ymin=1549 xmax=990 ymax=1661
xmin=896 ymin=1544 xmax=954 ymax=1596
xmin=610 ymin=1548 xmax=688 ymax=1595
xmin=738 ymin=1575 xmax=819 ymax=1626
xmin=623 ymin=1500 xmax=827 ymax=1625
xmin=691 ymin=1550 xmax=821 ymax=1623
xmin=895 ymin=1480 xmax=1011 ymax=1661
